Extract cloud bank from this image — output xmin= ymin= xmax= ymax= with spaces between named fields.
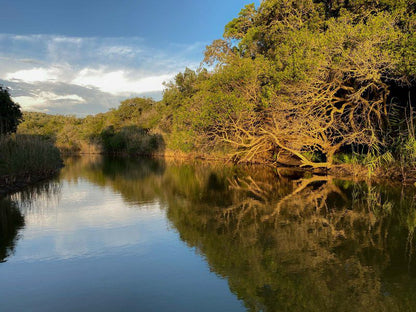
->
xmin=0 ymin=34 xmax=205 ymax=115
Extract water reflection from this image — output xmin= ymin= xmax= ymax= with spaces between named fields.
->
xmin=0 ymin=180 xmax=62 ymax=263
xmin=0 ymin=198 xmax=24 ymax=262
xmin=61 ymin=155 xmax=165 ymax=204
xmin=58 ymin=157 xmax=416 ymax=310
xmin=2 ymin=156 xmax=416 ymax=311
xmin=169 ymin=173 xmax=415 ymax=311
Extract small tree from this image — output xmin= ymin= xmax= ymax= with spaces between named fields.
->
xmin=0 ymin=86 xmax=22 ymax=135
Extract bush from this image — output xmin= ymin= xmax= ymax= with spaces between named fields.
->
xmin=100 ymin=126 xmax=164 ymax=155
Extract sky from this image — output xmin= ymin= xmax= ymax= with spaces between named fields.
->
xmin=0 ymin=0 xmax=260 ymax=116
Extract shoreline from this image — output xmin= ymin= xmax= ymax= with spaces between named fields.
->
xmin=159 ymin=151 xmax=416 ymax=185
xmin=0 ymin=168 xmax=63 ymax=197
xmin=4 ymin=149 xmax=412 ymax=198
xmin=64 ymin=150 xmax=415 ymax=185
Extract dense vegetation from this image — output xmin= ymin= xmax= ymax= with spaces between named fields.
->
xmin=0 ymin=86 xmax=22 ymax=135
xmin=0 ymin=86 xmax=62 ymax=194
xmin=170 ymin=0 xmax=416 ymax=169
xmin=18 ymin=97 xmax=165 ymax=155
xmin=17 ymin=0 xmax=416 ymax=176
xmin=0 ymin=135 xmax=61 ymax=177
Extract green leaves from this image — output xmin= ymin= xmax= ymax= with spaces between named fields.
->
xmin=224 ymin=3 xmax=256 ymax=40
xmin=15 ymin=0 xmax=416 ymax=166
xmin=0 ymin=86 xmax=22 ymax=136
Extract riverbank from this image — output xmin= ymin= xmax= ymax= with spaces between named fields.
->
xmin=162 ymin=150 xmax=414 ymax=184
xmin=64 ymin=149 xmax=415 ymax=184
xmin=0 ymin=134 xmax=63 ymax=197
xmin=8 ymin=136 xmax=412 ymax=190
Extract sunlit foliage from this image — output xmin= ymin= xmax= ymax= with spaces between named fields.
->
xmin=17 ymin=0 xmax=416 ymax=172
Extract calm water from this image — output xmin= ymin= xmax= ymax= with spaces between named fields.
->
xmin=1 ymin=156 xmax=416 ymax=311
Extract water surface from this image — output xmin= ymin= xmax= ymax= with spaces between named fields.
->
xmin=1 ymin=156 xmax=416 ymax=311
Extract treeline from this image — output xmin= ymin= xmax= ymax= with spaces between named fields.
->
xmin=18 ymin=97 xmax=165 ymax=155
xmin=18 ymin=0 xmax=416 ymax=173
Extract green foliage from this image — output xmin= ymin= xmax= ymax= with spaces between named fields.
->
xmin=402 ymin=136 xmax=416 ymax=162
xmin=157 ymin=0 xmax=416 ymax=163
xmin=165 ymin=129 xmax=196 ymax=152
xmin=224 ymin=3 xmax=256 ymax=40
xmin=100 ymin=126 xmax=164 ymax=155
xmin=0 ymin=86 xmax=22 ymax=135
xmin=18 ymin=96 xmax=165 ymax=155
xmin=111 ymin=97 xmax=162 ymax=129
xmin=15 ymin=0 xmax=416 ymax=170
xmin=364 ymin=151 xmax=394 ymax=176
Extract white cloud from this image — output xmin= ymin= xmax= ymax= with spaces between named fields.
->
xmin=13 ymin=91 xmax=86 ymax=111
xmin=72 ymin=68 xmax=174 ymax=95
xmin=51 ymin=36 xmax=83 ymax=45
xmin=12 ymin=181 xmax=166 ymax=262
xmin=5 ymin=67 xmax=61 ymax=83
xmin=10 ymin=34 xmax=44 ymax=42
xmin=5 ymin=66 xmax=174 ymax=96
xmin=0 ymin=34 xmax=203 ymax=114
xmin=101 ymin=45 xmax=137 ymax=57
xmin=13 ymin=96 xmax=50 ymax=111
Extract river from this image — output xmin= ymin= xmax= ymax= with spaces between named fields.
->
xmin=1 ymin=156 xmax=416 ymax=311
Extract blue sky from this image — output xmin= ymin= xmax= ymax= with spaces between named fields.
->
xmin=0 ymin=0 xmax=260 ymax=115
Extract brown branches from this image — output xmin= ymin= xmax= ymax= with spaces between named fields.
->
xmin=200 ymin=4 xmax=404 ymax=169
xmin=216 ymin=53 xmax=391 ymax=168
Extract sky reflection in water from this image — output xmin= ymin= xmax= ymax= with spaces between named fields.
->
xmin=1 ymin=156 xmax=416 ymax=311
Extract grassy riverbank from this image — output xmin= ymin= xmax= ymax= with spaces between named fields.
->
xmin=0 ymin=134 xmax=63 ymax=196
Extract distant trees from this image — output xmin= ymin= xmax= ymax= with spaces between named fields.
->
xmin=0 ymin=86 xmax=22 ymax=135
xmin=18 ymin=97 xmax=165 ymax=155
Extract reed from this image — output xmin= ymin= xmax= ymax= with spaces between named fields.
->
xmin=0 ymin=134 xmax=62 ymax=178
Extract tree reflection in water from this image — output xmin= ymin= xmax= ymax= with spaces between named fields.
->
xmin=0 ymin=180 xmax=61 ymax=262
xmin=162 ymin=166 xmax=416 ymax=311
xmin=3 ymin=156 xmax=416 ymax=311
xmin=0 ymin=198 xmax=24 ymax=262
xmin=64 ymin=156 xmax=416 ymax=311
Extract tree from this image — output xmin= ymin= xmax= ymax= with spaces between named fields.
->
xmin=0 ymin=86 xmax=22 ymax=135
xmin=200 ymin=0 xmax=415 ymax=168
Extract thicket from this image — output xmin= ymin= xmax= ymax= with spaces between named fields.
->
xmin=0 ymin=86 xmax=62 ymax=187
xmin=18 ymin=0 xmax=416 ymax=173
xmin=18 ymin=97 xmax=165 ymax=155
xmin=166 ymin=0 xmax=416 ymax=169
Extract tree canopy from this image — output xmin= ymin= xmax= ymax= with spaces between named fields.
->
xmin=167 ymin=0 xmax=416 ymax=167
xmin=0 ymin=86 xmax=22 ymax=135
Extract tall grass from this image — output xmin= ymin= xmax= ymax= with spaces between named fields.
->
xmin=0 ymin=134 xmax=62 ymax=177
